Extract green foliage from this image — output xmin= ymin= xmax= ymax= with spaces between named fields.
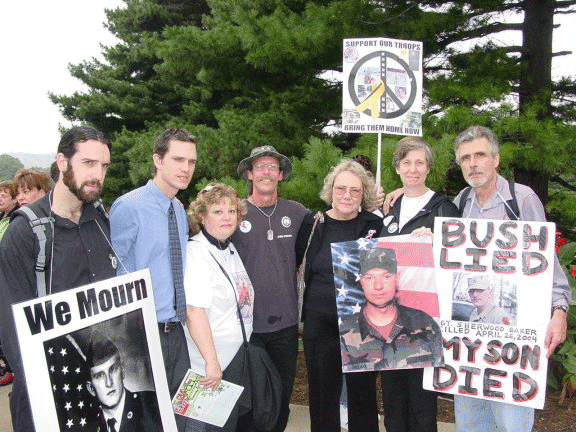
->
xmin=51 ymin=0 xmax=576 ymax=217
xmin=0 ymin=155 xmax=24 ymax=182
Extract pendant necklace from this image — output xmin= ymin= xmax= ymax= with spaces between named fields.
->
xmin=252 ymin=201 xmax=278 ymax=241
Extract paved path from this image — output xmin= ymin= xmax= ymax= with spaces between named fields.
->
xmin=0 ymin=383 xmax=455 ymax=431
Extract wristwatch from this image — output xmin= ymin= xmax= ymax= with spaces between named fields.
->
xmin=552 ymin=305 xmax=568 ymax=313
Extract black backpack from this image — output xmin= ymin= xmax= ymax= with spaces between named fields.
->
xmin=17 ymin=199 xmax=108 ymax=297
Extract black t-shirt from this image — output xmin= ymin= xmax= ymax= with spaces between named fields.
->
xmin=306 ymin=214 xmax=358 ymax=316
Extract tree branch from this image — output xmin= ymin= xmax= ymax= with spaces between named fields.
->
xmin=550 ymin=175 xmax=576 ymax=192
xmin=555 ymin=0 xmax=576 ymax=9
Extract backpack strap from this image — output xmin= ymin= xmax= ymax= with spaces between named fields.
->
xmin=457 ymin=186 xmax=472 ymax=215
xmin=505 ymin=180 xmax=520 ymax=221
xmin=92 ymin=199 xmax=108 ymax=220
xmin=457 ymin=181 xmax=519 ymax=220
xmin=18 ymin=206 xmax=53 ymax=298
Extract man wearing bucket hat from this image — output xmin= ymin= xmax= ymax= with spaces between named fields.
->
xmin=232 ymin=145 xmax=308 ymax=432
xmin=467 ymin=276 xmax=512 ymax=325
xmin=86 ymin=332 xmax=162 ymax=432
xmin=340 ymin=247 xmax=443 ymax=370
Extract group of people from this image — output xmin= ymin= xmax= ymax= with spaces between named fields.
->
xmin=0 ymin=166 xmax=54 ymax=386
xmin=0 ymin=124 xmax=570 ymax=432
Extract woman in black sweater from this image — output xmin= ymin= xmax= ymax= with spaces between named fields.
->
xmin=380 ymin=137 xmax=460 ymax=432
xmin=296 ymin=159 xmax=382 ymax=432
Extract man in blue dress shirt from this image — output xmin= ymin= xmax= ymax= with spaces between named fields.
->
xmin=110 ymin=128 xmax=197 ymax=432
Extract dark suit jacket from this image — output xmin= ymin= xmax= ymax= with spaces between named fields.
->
xmin=94 ymin=389 xmax=163 ymax=432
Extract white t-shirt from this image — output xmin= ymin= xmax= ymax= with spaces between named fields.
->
xmin=183 ymin=232 xmax=254 ymax=373
xmin=398 ymin=189 xmax=434 ymax=230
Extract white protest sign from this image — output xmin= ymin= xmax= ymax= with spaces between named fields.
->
xmin=13 ymin=269 xmax=176 ymax=432
xmin=342 ymin=37 xmax=423 ymax=136
xmin=423 ymin=218 xmax=555 ymax=409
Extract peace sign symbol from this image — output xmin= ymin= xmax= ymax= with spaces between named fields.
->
xmin=348 ymin=50 xmax=417 ymax=119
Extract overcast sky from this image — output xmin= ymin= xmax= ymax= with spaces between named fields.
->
xmin=1 ymin=3 xmax=574 ymax=155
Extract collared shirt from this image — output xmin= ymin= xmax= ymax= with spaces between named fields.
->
xmin=470 ymin=303 xmax=512 ymax=325
xmin=110 ymin=180 xmax=189 ymax=322
xmin=454 ymin=174 xmax=570 ymax=309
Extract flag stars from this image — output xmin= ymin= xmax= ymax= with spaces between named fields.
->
xmin=77 ymin=384 xmax=83 ymax=392
xmin=47 ymin=347 xmax=54 ymax=355
xmin=340 ymin=253 xmax=351 ymax=266
xmin=65 ymin=401 xmax=72 ymax=411
xmin=63 ymin=384 xmax=70 ymax=393
xmin=357 ymin=238 xmax=370 ymax=250
xmin=50 ymin=365 xmax=55 ymax=373
xmin=352 ymin=303 xmax=362 ymax=314
xmin=78 ymin=400 xmax=85 ymax=409
xmin=62 ymin=366 xmax=69 ymax=375
xmin=337 ymin=285 xmax=348 ymax=297
xmin=60 ymin=348 xmax=67 ymax=357
xmin=80 ymin=418 xmax=87 ymax=427
xmin=66 ymin=419 xmax=74 ymax=428
xmin=75 ymin=367 xmax=81 ymax=375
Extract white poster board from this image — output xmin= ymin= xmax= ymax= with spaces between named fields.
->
xmin=342 ymin=37 xmax=423 ymax=136
xmin=423 ymin=218 xmax=555 ymax=409
xmin=13 ymin=269 xmax=176 ymax=431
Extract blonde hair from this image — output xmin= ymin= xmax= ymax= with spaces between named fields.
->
xmin=319 ymin=159 xmax=377 ymax=210
xmin=188 ymin=183 xmax=247 ymax=236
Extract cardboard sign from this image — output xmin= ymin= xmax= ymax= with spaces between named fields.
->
xmin=423 ymin=218 xmax=555 ymax=409
xmin=13 ymin=269 xmax=176 ymax=432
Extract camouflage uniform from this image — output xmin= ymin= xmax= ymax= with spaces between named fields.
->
xmin=340 ymin=304 xmax=443 ymax=371
xmin=470 ymin=304 xmax=512 ymax=325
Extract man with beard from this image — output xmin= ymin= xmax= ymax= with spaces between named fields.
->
xmin=0 ymin=126 xmax=116 ymax=432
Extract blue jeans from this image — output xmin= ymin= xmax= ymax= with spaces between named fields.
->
xmin=454 ymin=395 xmax=534 ymax=432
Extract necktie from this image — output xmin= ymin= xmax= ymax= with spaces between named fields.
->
xmin=107 ymin=418 xmax=117 ymax=432
xmin=168 ymin=202 xmax=186 ymax=322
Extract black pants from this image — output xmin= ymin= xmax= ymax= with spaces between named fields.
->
xmin=159 ymin=323 xmax=192 ymax=432
xmin=237 ymin=325 xmax=298 ymax=432
xmin=380 ymin=368 xmax=438 ymax=432
xmin=303 ymin=311 xmax=379 ymax=432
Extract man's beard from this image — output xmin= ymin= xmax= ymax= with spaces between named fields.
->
xmin=62 ymin=164 xmax=103 ymax=204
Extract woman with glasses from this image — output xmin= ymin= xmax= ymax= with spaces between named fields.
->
xmin=295 ymin=159 xmax=382 ymax=432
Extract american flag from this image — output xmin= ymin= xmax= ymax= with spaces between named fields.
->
xmin=44 ymin=334 xmax=100 ymax=431
xmin=332 ymin=235 xmax=440 ymax=321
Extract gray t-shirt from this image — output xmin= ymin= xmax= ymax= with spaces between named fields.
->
xmin=232 ymin=198 xmax=308 ymax=333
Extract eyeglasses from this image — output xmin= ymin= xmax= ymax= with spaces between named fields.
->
xmin=333 ymin=185 xmax=362 ymax=198
xmin=253 ymin=163 xmax=280 ymax=172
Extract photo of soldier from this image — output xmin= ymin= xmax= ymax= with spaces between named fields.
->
xmin=43 ymin=310 xmax=162 ymax=432
xmin=339 ymin=245 xmax=443 ymax=371
xmin=451 ymin=274 xmax=517 ymax=326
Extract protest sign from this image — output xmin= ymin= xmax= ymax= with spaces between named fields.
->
xmin=334 ymin=235 xmax=443 ymax=371
xmin=423 ymin=218 xmax=555 ymax=409
xmin=13 ymin=269 xmax=176 ymax=431
xmin=342 ymin=37 xmax=423 ymax=136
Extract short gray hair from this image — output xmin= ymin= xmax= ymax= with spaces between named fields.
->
xmin=454 ymin=126 xmax=499 ymax=164
xmin=319 ymin=159 xmax=377 ymax=210
xmin=392 ymin=137 xmax=433 ymax=169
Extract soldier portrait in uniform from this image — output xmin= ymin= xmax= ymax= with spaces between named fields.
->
xmin=337 ymin=243 xmax=443 ymax=371
xmin=451 ymin=274 xmax=517 ymax=325
xmin=44 ymin=311 xmax=163 ymax=432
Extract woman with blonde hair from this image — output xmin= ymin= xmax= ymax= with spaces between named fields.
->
xmin=296 ymin=159 xmax=382 ymax=432
xmin=183 ymin=183 xmax=254 ymax=431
